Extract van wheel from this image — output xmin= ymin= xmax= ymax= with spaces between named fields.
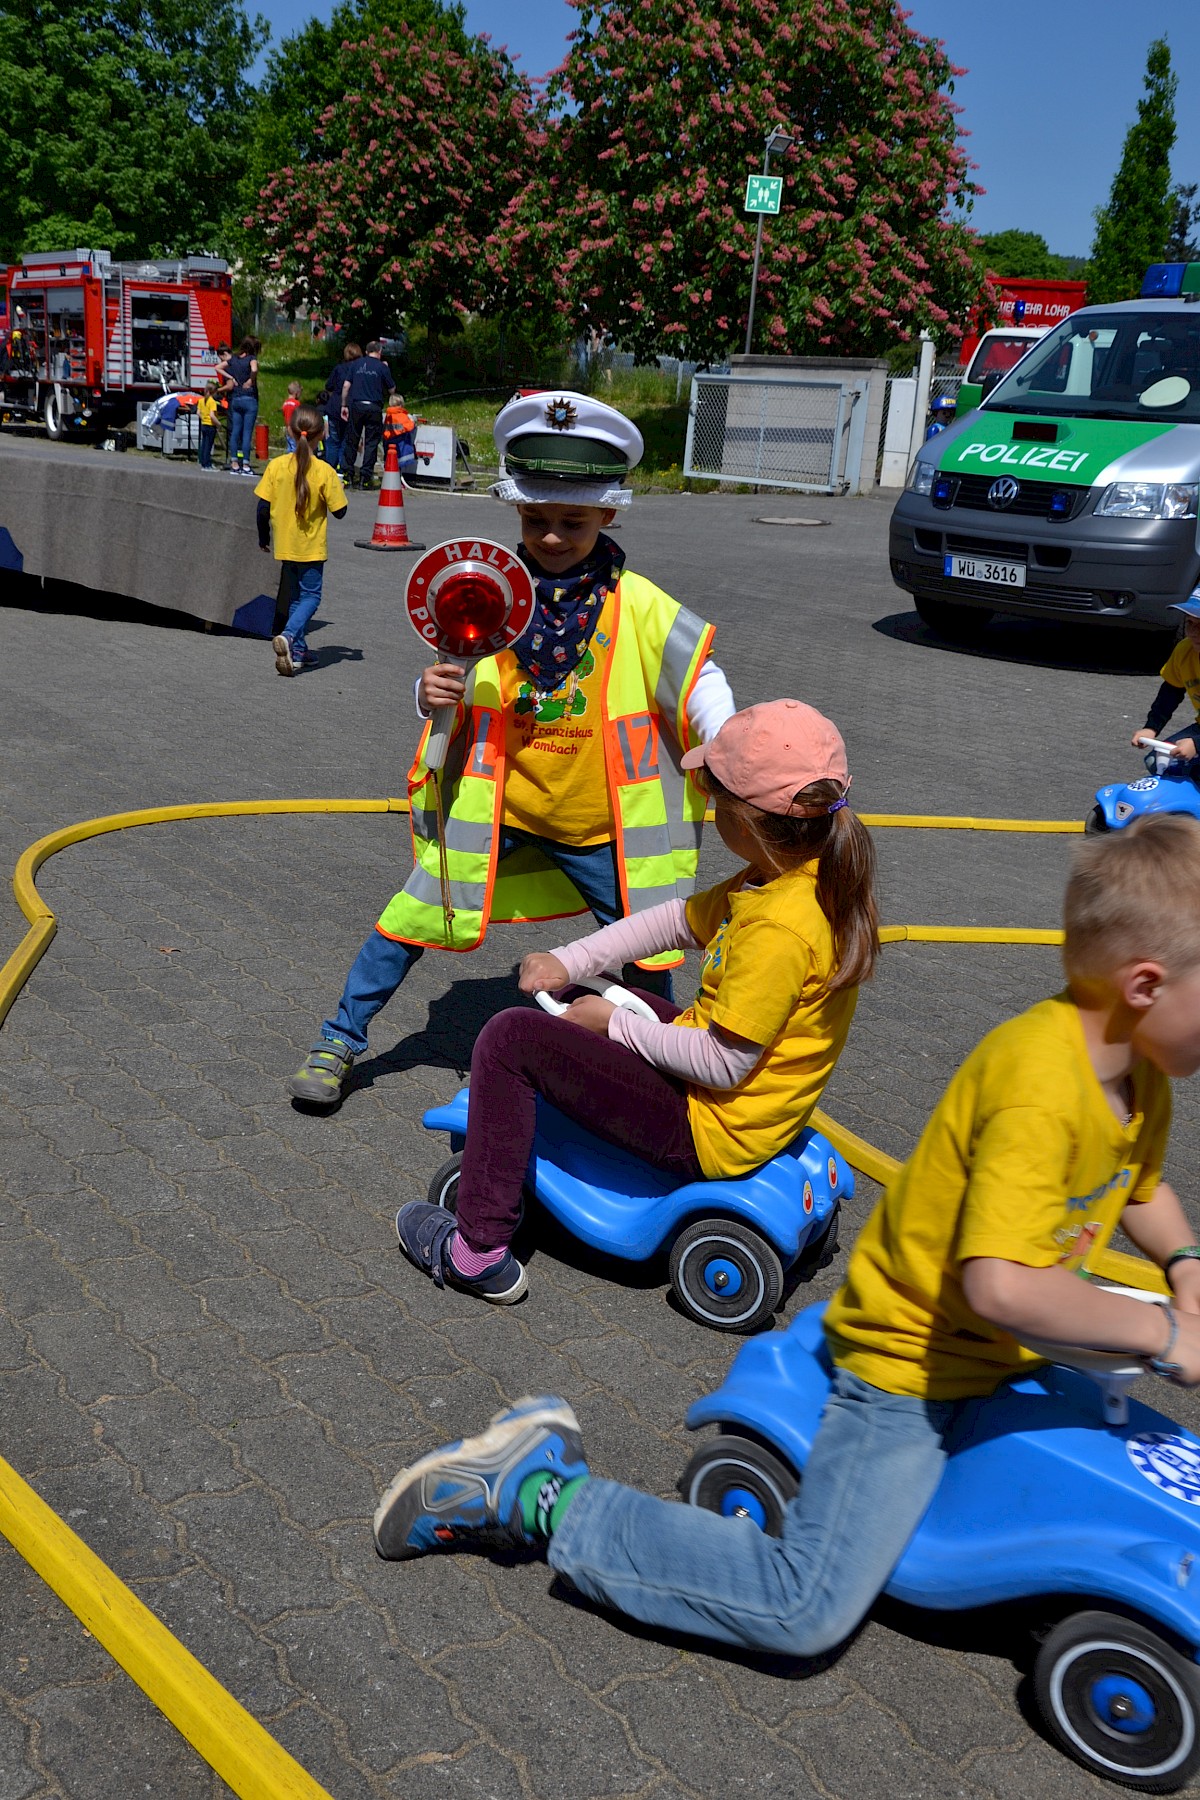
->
xmin=43 ymin=390 xmax=64 ymax=439
xmin=914 ymin=594 xmax=993 ymax=641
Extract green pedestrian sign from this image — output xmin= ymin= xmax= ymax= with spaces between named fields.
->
xmin=744 ymin=175 xmax=782 ymax=215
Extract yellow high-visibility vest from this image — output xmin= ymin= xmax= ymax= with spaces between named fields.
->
xmin=377 ymin=571 xmax=714 ymax=966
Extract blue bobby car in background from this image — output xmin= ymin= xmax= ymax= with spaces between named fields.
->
xmin=1091 ymin=740 xmax=1200 ymax=833
xmin=421 ymin=1088 xmax=853 ymax=1333
xmin=680 ymin=1299 xmax=1200 ymax=1792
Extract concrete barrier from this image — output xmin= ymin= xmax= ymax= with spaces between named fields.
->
xmin=0 ymin=437 xmax=277 ymax=635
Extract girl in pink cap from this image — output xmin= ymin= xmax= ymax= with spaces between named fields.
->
xmin=394 ymin=699 xmax=880 ymax=1303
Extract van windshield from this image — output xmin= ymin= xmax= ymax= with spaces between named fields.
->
xmin=985 ymin=311 xmax=1200 ymax=423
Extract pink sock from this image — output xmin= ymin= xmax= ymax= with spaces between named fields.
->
xmin=449 ymin=1232 xmax=507 ymax=1276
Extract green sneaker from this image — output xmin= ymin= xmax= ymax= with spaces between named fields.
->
xmin=289 ymin=1036 xmax=355 ymax=1106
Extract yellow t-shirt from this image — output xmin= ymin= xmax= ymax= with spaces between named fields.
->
xmin=676 ymin=866 xmax=857 ymax=1179
xmin=254 ymin=455 xmax=347 ymax=563
xmin=498 ymin=595 xmax=615 ymax=846
xmin=196 ymin=395 xmax=218 ymax=426
xmin=824 ymin=993 xmax=1171 ymax=1400
xmin=1161 ymin=638 xmax=1200 ymax=722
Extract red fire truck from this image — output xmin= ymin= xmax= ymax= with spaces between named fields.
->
xmin=959 ymin=277 xmax=1088 ymax=367
xmin=0 ymin=249 xmax=233 ymax=438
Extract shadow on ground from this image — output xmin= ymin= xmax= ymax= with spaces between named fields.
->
xmin=875 ymin=608 xmax=1170 ymax=676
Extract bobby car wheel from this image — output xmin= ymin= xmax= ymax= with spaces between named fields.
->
xmin=1034 ymin=1610 xmax=1200 ymax=1791
xmin=678 ymin=1433 xmax=800 ymax=1536
xmin=669 ymin=1218 xmax=785 ymax=1332
xmin=427 ymin=1154 xmax=462 ymax=1213
xmin=1085 ymin=805 xmax=1110 ymax=835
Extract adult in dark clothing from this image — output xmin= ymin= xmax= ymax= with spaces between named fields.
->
xmin=321 ymin=340 xmax=361 ymax=471
xmin=223 ymin=335 xmax=261 ymax=474
xmin=339 ymin=341 xmax=394 ymax=488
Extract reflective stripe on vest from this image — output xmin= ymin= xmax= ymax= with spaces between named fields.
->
xmin=376 ymin=572 xmax=714 ymax=953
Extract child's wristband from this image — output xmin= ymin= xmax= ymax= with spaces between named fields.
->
xmin=1148 ymin=1304 xmax=1181 ymax=1378
xmin=1165 ymin=1246 xmax=1200 ymax=1276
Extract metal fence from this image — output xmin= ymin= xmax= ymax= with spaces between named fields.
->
xmin=876 ymin=366 xmax=962 ymax=482
xmin=683 ymin=373 xmax=864 ymax=494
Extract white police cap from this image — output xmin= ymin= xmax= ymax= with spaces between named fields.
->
xmin=491 ymin=390 xmax=644 ymax=509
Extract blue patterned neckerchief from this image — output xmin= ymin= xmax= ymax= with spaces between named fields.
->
xmin=512 ymin=534 xmax=626 ymax=692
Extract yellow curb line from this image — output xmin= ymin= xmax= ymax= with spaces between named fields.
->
xmin=0 ymin=1454 xmax=335 ymax=1800
xmin=0 ymin=796 xmax=1162 ymax=1795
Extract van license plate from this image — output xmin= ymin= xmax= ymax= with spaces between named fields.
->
xmin=943 ymin=554 xmax=1026 ymax=588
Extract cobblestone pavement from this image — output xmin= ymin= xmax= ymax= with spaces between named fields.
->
xmin=3 ymin=479 xmax=1200 ymax=1799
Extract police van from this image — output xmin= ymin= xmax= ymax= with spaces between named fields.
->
xmin=890 ymin=264 xmax=1200 ymax=640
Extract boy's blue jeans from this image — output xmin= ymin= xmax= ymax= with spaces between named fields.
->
xmin=322 ymin=830 xmax=672 ymax=1055
xmin=280 ymin=562 xmax=325 ymax=660
xmin=549 ymin=1369 xmax=959 ymax=1657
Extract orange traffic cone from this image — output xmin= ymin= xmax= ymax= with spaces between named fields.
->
xmin=354 ymin=444 xmax=425 ymax=552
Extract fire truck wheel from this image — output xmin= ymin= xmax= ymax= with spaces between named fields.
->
xmin=43 ymin=391 xmax=64 ymax=440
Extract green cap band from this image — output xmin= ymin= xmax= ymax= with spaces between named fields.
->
xmin=505 ymin=433 xmax=629 ymax=480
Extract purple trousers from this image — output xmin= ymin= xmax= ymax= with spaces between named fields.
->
xmin=456 ymin=993 xmax=706 ymax=1252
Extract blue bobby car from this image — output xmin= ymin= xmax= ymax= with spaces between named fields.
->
xmin=1091 ymin=743 xmax=1200 ymax=833
xmin=680 ymin=1299 xmax=1200 ymax=1791
xmin=421 ymin=1089 xmax=853 ymax=1333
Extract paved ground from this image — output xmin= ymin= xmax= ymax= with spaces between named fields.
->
xmin=3 ymin=469 xmax=1200 ymax=1799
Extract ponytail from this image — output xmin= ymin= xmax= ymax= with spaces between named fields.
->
xmin=704 ymin=772 xmax=880 ymax=991
xmin=289 ymin=403 xmax=325 ymax=523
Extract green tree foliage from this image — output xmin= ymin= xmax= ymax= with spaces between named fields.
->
xmin=0 ymin=0 xmax=267 ymax=262
xmin=977 ymin=230 xmax=1072 ymax=281
xmin=249 ymin=24 xmax=539 ymax=340
xmin=243 ymin=0 xmax=469 ymax=204
xmin=1167 ymin=182 xmax=1200 ymax=262
xmin=1089 ymin=37 xmax=1176 ymax=305
xmin=489 ymin=0 xmax=982 ymax=363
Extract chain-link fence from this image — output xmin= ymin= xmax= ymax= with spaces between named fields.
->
xmin=683 ymin=373 xmax=862 ymax=493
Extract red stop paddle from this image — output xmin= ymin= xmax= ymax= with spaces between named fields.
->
xmin=403 ymin=539 xmax=536 ymax=938
xmin=404 ymin=539 xmax=536 ymax=769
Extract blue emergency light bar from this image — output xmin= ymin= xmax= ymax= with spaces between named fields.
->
xmin=1141 ymin=263 xmax=1200 ymax=298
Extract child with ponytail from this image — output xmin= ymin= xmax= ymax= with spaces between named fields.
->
xmin=394 ymin=699 xmax=879 ymax=1303
xmin=254 ymin=403 xmax=348 ymax=677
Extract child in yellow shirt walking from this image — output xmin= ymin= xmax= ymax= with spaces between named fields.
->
xmin=254 ymin=404 xmax=347 ymax=677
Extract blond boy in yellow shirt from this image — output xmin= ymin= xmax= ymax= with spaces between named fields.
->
xmin=373 ymin=813 xmax=1200 ymax=1666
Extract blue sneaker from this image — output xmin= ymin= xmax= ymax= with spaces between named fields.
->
xmin=395 ymin=1201 xmax=528 ymax=1304
xmin=373 ymin=1395 xmax=587 ymax=1560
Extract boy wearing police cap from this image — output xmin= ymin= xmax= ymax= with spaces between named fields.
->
xmin=290 ymin=391 xmax=734 ymax=1107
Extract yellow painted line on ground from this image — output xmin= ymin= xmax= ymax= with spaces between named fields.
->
xmin=858 ymin=814 xmax=1084 ymax=833
xmin=0 ymin=1452 xmax=335 ymax=1799
xmin=2 ymin=798 xmax=410 ymax=1030
xmin=0 ymin=794 xmax=1158 ymax=1786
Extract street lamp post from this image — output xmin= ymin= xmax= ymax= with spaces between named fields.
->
xmin=744 ymin=126 xmax=795 ymax=356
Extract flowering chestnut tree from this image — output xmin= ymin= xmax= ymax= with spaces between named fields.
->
xmin=250 ymin=23 xmax=539 ymax=336
xmin=491 ymin=0 xmax=982 ymax=362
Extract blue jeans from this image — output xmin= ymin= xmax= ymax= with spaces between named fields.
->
xmin=324 ymin=415 xmax=343 ymax=469
xmin=280 ymin=562 xmax=324 ymax=660
xmin=549 ymin=1369 xmax=958 ymax=1657
xmin=228 ymin=393 xmax=258 ymax=461
xmin=198 ymin=424 xmax=217 ymax=468
xmin=323 ymin=830 xmax=673 ymax=1054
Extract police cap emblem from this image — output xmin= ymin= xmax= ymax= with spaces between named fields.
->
xmin=544 ymin=397 xmax=578 ymax=431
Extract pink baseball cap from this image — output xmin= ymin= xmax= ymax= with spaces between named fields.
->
xmin=681 ymin=700 xmax=849 ymax=817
